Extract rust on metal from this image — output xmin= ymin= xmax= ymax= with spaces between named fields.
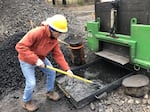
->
xmin=67 ymin=34 xmax=86 ymax=66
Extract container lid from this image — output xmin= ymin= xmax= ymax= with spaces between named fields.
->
xmin=122 ymin=74 xmax=149 ymax=87
xmin=65 ymin=34 xmax=82 ymax=47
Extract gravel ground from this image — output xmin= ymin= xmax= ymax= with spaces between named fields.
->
xmin=0 ymin=0 xmax=150 ymax=112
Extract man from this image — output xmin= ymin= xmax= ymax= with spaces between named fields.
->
xmin=15 ymin=14 xmax=74 ymax=111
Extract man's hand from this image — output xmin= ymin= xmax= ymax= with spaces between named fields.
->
xmin=67 ymin=69 xmax=74 ymax=77
xmin=36 ymin=59 xmax=45 ymax=68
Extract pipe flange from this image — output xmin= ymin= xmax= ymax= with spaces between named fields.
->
xmin=134 ymin=65 xmax=140 ymax=71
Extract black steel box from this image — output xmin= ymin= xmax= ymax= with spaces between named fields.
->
xmin=95 ymin=0 xmax=150 ymax=35
xmin=56 ymin=59 xmax=135 ymax=108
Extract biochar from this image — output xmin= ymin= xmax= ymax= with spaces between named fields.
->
xmin=57 ymin=60 xmax=130 ymax=102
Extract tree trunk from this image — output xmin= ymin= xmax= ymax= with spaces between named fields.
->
xmin=52 ymin=0 xmax=55 ymax=5
xmin=62 ymin=0 xmax=67 ymax=5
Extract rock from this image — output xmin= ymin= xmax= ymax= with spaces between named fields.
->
xmin=90 ymin=102 xmax=96 ymax=111
xmin=122 ymin=74 xmax=150 ymax=97
xmin=142 ymin=99 xmax=147 ymax=104
xmin=116 ymin=100 xmax=124 ymax=106
xmin=135 ymin=99 xmax=141 ymax=104
xmin=105 ymin=108 xmax=113 ymax=112
xmin=144 ymin=94 xmax=149 ymax=99
xmin=147 ymin=99 xmax=150 ymax=104
xmin=104 ymin=100 xmax=112 ymax=105
xmin=123 ymin=86 xmax=149 ymax=98
xmin=98 ymin=108 xmax=103 ymax=112
xmin=127 ymin=99 xmax=134 ymax=104
xmin=98 ymin=103 xmax=104 ymax=112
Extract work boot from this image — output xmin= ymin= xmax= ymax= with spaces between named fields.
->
xmin=22 ymin=100 xmax=38 ymax=112
xmin=45 ymin=91 xmax=60 ymax=101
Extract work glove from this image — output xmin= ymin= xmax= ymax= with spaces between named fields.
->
xmin=36 ymin=59 xmax=45 ymax=68
xmin=67 ymin=69 xmax=74 ymax=78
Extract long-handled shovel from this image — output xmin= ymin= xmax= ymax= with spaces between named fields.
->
xmin=45 ymin=65 xmax=100 ymax=86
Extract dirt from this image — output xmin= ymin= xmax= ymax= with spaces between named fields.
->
xmin=0 ymin=0 xmax=150 ymax=112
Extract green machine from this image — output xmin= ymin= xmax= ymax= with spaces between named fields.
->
xmin=87 ymin=0 xmax=150 ymax=70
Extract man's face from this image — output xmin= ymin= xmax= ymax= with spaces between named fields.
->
xmin=51 ymin=30 xmax=62 ymax=39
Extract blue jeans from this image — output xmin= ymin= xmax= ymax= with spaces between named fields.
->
xmin=19 ymin=58 xmax=56 ymax=102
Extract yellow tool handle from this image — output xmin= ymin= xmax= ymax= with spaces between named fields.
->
xmin=71 ymin=74 xmax=93 ymax=83
xmin=46 ymin=65 xmax=93 ymax=84
xmin=58 ymin=39 xmax=70 ymax=46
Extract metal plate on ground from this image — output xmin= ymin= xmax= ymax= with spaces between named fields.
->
xmin=56 ymin=59 xmax=134 ymax=108
xmin=95 ymin=50 xmax=129 ymax=65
